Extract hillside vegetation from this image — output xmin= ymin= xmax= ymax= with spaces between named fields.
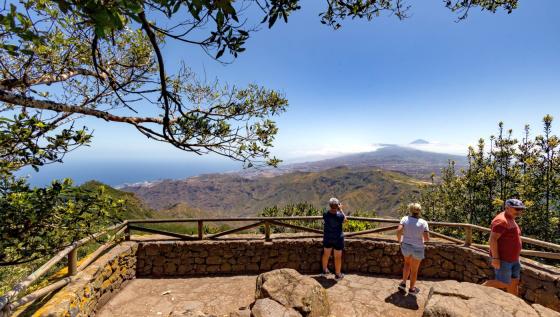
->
xmin=123 ymin=166 xmax=425 ymax=217
xmin=420 ymin=118 xmax=560 ymax=246
xmin=81 ymin=181 xmax=223 ymax=220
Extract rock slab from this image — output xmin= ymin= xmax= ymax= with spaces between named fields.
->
xmin=254 ymin=268 xmax=330 ymax=317
xmin=423 ymin=280 xmax=560 ymax=317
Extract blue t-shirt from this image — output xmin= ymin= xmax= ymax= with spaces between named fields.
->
xmin=323 ymin=211 xmax=345 ymax=240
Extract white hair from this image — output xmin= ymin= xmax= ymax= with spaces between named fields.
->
xmin=408 ymin=203 xmax=422 ymax=214
xmin=328 ymin=197 xmax=340 ymax=206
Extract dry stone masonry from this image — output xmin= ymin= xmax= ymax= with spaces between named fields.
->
xmin=35 ymin=237 xmax=560 ymax=316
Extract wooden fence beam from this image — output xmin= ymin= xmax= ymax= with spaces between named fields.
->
xmin=127 ymin=217 xmax=323 ymax=224
xmin=128 ymin=225 xmax=197 ymax=240
xmin=472 ymin=244 xmax=560 ymax=260
xmin=428 ymin=231 xmax=464 ymax=244
xmin=268 ymin=220 xmax=324 ymax=235
xmin=206 ymin=221 xmax=265 ymax=239
xmin=7 ymin=277 xmax=74 ymax=311
xmin=344 ymin=225 xmax=399 ymax=238
xmin=470 ymin=224 xmax=560 ymax=252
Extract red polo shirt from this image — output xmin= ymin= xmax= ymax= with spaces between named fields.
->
xmin=490 ymin=212 xmax=522 ymax=262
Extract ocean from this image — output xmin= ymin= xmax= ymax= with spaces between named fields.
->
xmin=16 ymin=159 xmax=240 ymax=188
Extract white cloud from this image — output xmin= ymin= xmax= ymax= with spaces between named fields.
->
xmin=278 ymin=139 xmax=469 ymax=164
xmin=286 ymin=143 xmax=384 ymax=162
xmin=406 ymin=141 xmax=468 ymax=155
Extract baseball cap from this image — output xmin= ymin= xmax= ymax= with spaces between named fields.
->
xmin=328 ymin=197 xmax=340 ymax=206
xmin=505 ymin=199 xmax=526 ymax=209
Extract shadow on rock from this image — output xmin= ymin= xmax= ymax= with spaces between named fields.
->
xmin=311 ymin=276 xmax=338 ymax=289
xmin=384 ymin=291 xmax=419 ymax=310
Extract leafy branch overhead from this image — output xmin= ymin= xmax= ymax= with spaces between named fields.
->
xmin=1 ymin=0 xmax=518 ymax=169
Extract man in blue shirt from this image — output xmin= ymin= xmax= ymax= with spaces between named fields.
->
xmin=321 ymin=197 xmax=347 ymax=281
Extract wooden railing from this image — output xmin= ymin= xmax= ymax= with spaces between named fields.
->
xmin=0 ymin=222 xmax=128 ymax=317
xmin=2 ymin=217 xmax=559 ymax=316
xmin=126 ymin=216 xmax=560 ymax=259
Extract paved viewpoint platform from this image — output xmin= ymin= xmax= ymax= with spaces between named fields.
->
xmin=97 ymin=274 xmax=436 ymax=317
xmin=32 ymin=238 xmax=560 ymax=317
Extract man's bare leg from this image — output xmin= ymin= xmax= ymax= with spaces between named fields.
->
xmin=409 ymin=258 xmax=421 ymax=289
xmin=334 ymin=250 xmax=343 ymax=275
xmin=482 ymin=279 xmax=510 ymax=290
xmin=322 ymin=248 xmax=332 ymax=272
xmin=507 ymin=278 xmax=519 ymax=296
xmin=402 ymin=256 xmax=412 ymax=283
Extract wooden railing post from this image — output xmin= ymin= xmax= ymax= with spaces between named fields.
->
xmin=125 ymin=224 xmax=131 ymax=241
xmin=464 ymin=225 xmax=473 ymax=246
xmin=198 ymin=220 xmax=204 ymax=240
xmin=264 ymin=221 xmax=271 ymax=242
xmin=67 ymin=248 xmax=77 ymax=276
xmin=0 ymin=297 xmax=10 ymax=317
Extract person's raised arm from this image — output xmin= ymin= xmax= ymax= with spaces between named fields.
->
xmin=339 ymin=204 xmax=348 ymax=222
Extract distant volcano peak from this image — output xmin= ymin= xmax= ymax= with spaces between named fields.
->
xmin=410 ymin=139 xmax=430 ymax=145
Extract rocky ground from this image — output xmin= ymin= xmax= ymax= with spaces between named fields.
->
xmin=97 ymin=274 xmax=437 ymax=317
xmin=96 ymin=275 xmax=256 ymax=317
xmin=97 ymin=271 xmax=560 ymax=317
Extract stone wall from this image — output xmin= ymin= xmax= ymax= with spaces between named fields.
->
xmin=33 ymin=242 xmax=137 ymax=317
xmin=136 ymin=238 xmax=560 ymax=312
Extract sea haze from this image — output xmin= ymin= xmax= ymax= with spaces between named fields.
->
xmin=17 ymin=159 xmax=240 ymax=187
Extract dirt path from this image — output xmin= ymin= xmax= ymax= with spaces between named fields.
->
xmin=97 ymin=274 xmax=436 ymax=317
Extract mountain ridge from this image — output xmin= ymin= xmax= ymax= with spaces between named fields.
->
xmin=119 ymin=145 xmax=465 ymax=218
xmin=121 ymin=166 xmax=426 ymax=217
xmin=236 ymin=144 xmax=466 ymax=179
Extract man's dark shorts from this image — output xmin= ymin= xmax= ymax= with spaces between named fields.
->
xmin=323 ymin=237 xmax=344 ymax=250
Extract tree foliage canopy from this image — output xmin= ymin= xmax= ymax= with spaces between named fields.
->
xmin=419 ymin=115 xmax=560 ymax=245
xmin=0 ymin=0 xmax=519 ymax=265
xmin=0 ymin=0 xmax=518 ymax=167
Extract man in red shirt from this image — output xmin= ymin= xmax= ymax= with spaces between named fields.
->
xmin=482 ymin=199 xmax=525 ymax=295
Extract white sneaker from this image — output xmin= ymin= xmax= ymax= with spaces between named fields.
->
xmin=334 ymin=273 xmax=344 ymax=281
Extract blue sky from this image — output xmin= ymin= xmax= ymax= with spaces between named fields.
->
xmin=19 ymin=0 xmax=560 ymax=185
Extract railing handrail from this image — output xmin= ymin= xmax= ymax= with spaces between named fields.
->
xmin=127 ymin=216 xmax=560 ymax=252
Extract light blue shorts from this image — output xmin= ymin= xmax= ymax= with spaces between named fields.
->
xmin=401 ymin=242 xmax=425 ymax=260
xmin=494 ymin=260 xmax=521 ymax=284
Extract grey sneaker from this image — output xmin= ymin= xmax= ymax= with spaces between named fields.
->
xmin=320 ymin=269 xmax=331 ymax=277
xmin=334 ymin=273 xmax=344 ymax=281
xmin=398 ymin=281 xmax=407 ymax=292
xmin=409 ymin=287 xmax=420 ymax=296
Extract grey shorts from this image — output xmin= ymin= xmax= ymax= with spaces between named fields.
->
xmin=401 ymin=242 xmax=425 ymax=260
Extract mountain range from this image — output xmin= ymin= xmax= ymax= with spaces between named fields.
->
xmin=236 ymin=144 xmax=466 ymax=179
xmin=120 ymin=144 xmax=466 ymax=217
